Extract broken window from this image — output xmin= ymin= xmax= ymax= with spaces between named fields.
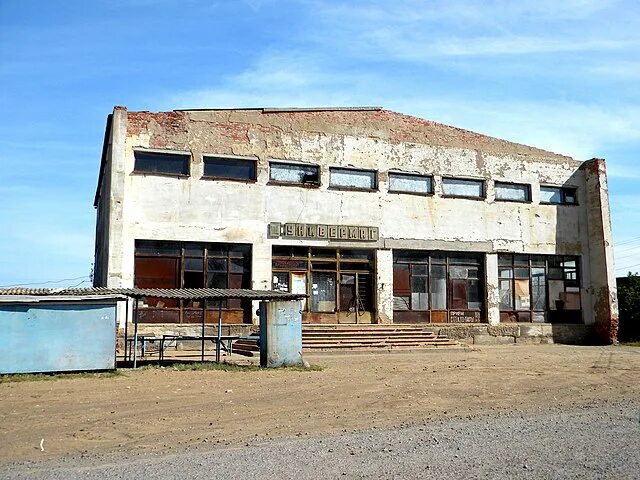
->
xmin=203 ymin=155 xmax=256 ymax=181
xmin=441 ymin=178 xmax=484 ymax=198
xmin=393 ymin=251 xmax=484 ymax=322
xmin=133 ymin=150 xmax=190 ymax=176
xmin=388 ymin=172 xmax=433 ymax=195
xmin=269 ymin=162 xmax=320 ymax=185
xmin=330 ymin=168 xmax=377 ymax=190
xmin=494 ymin=182 xmax=531 ymax=202
xmin=272 ymin=247 xmax=374 ymax=314
xmin=134 ymin=240 xmax=252 ymax=323
xmin=540 ymin=186 xmax=578 ymax=205
xmin=498 ymin=254 xmax=581 ymax=323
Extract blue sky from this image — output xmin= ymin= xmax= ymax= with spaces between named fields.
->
xmin=0 ymin=0 xmax=639 ymax=287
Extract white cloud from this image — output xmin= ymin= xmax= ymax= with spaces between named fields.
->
xmin=163 ymin=51 xmax=640 ymax=159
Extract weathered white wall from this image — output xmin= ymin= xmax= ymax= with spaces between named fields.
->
xmin=95 ymin=107 xmax=609 ymax=328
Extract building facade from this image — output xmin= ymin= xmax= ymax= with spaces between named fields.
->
xmin=93 ymin=106 xmax=618 ymax=343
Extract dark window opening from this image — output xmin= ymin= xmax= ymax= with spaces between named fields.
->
xmin=133 ymin=151 xmax=189 ymax=176
xmin=392 ymin=251 xmax=484 ymax=323
xmin=134 ymin=240 xmax=252 ymax=323
xmin=203 ymin=156 xmax=256 ymax=181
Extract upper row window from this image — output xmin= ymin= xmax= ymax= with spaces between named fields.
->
xmin=203 ymin=155 xmax=256 ymax=181
xmin=134 ymin=151 xmax=189 ymax=176
xmin=389 ymin=172 xmax=433 ymax=195
xmin=442 ymin=177 xmax=484 ymax=199
xmin=270 ymin=162 xmax=320 ymax=185
xmin=132 ymin=151 xmax=576 ymax=205
xmin=540 ymin=186 xmax=577 ymax=205
xmin=495 ymin=182 xmax=531 ymax=202
xmin=329 ymin=167 xmax=377 ymax=191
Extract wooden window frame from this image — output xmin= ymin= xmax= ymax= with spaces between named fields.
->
xmin=441 ymin=176 xmax=486 ymax=200
xmin=328 ymin=167 xmax=378 ymax=192
xmin=388 ymin=171 xmax=434 ymax=196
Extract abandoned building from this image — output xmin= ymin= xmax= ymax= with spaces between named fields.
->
xmin=93 ymin=106 xmax=618 ymax=345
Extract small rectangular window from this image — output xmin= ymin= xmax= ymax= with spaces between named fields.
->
xmin=442 ymin=178 xmax=484 ymax=198
xmin=540 ymin=186 xmax=578 ymax=205
xmin=203 ymin=156 xmax=256 ymax=181
xmin=330 ymin=168 xmax=377 ymax=191
xmin=134 ymin=150 xmax=189 ymax=176
xmin=270 ymin=162 xmax=320 ymax=185
xmin=388 ymin=172 xmax=433 ymax=195
xmin=495 ymin=182 xmax=531 ymax=202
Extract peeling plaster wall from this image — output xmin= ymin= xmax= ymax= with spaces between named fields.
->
xmin=583 ymin=159 xmax=619 ymax=343
xmin=96 ymin=107 xmax=610 ymax=329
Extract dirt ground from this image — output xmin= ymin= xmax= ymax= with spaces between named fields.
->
xmin=1 ymin=344 xmax=639 ymax=464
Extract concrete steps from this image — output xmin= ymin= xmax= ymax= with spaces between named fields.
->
xmin=302 ymin=324 xmax=458 ymax=351
xmin=233 ymin=325 xmax=460 ymax=355
xmin=232 ymin=336 xmax=260 ymax=357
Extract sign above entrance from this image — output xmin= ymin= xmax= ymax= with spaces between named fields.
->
xmin=268 ymin=222 xmax=379 ymax=242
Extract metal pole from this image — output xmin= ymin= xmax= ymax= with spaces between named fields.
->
xmin=201 ymin=299 xmax=205 ymax=362
xmin=123 ymin=297 xmax=129 ymax=362
xmin=216 ymin=300 xmax=222 ymax=363
xmin=133 ymin=297 xmax=139 ymax=369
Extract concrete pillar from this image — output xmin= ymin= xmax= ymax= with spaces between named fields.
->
xmin=583 ymin=158 xmax=619 ymax=344
xmin=376 ymin=249 xmax=394 ymax=324
xmin=106 ymin=106 xmax=128 ymax=288
xmin=486 ymin=253 xmax=500 ymax=325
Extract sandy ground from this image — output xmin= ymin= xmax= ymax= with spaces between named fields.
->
xmin=1 ymin=344 xmax=639 ymax=465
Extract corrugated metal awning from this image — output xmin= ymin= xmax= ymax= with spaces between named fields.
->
xmin=0 ymin=287 xmax=306 ymax=301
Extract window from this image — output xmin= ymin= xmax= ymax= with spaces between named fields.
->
xmin=495 ymin=182 xmax=531 ymax=202
xmin=203 ymin=155 xmax=256 ymax=181
xmin=272 ymin=247 xmax=374 ymax=315
xmin=498 ymin=254 xmax=581 ymax=323
xmin=388 ymin=172 xmax=433 ymax=195
xmin=134 ymin=240 xmax=252 ymax=323
xmin=442 ymin=178 xmax=484 ymax=199
xmin=330 ymin=167 xmax=377 ymax=191
xmin=269 ymin=162 xmax=320 ymax=185
xmin=540 ymin=186 xmax=578 ymax=205
xmin=393 ymin=251 xmax=484 ymax=323
xmin=133 ymin=150 xmax=189 ymax=176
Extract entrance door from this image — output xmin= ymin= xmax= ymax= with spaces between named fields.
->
xmin=338 ymin=272 xmax=373 ymax=324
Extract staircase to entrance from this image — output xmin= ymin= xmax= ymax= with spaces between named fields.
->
xmin=232 ymin=324 xmax=460 ymax=356
xmin=302 ymin=324 xmax=459 ymax=351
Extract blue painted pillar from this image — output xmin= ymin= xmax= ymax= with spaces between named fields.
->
xmin=259 ymin=300 xmax=303 ymax=368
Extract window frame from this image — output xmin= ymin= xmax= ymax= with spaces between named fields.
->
xmin=539 ymin=185 xmax=578 ymax=205
xmin=441 ymin=176 xmax=486 ymax=200
xmin=498 ymin=254 xmax=582 ymax=323
xmin=388 ymin=171 xmax=434 ymax=196
xmin=132 ymin=148 xmax=191 ymax=178
xmin=268 ymin=160 xmax=321 ymax=188
xmin=329 ymin=166 xmax=378 ymax=192
xmin=494 ymin=181 xmax=532 ymax=203
xmin=202 ymin=154 xmax=257 ymax=183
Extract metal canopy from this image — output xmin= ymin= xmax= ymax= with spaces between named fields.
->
xmin=0 ymin=287 xmax=306 ymax=301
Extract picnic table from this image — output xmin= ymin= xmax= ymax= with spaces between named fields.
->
xmin=159 ymin=334 xmax=240 ymax=362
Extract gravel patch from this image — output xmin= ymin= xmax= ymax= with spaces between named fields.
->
xmin=4 ymin=401 xmax=639 ymax=480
